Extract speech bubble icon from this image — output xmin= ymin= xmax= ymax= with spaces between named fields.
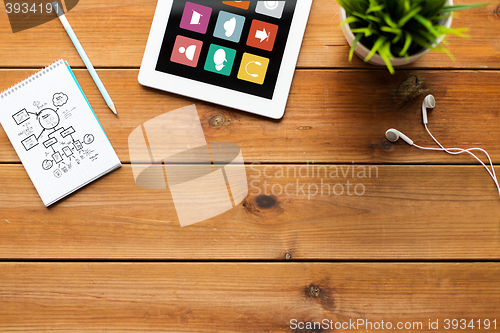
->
xmin=52 ymin=92 xmax=68 ymax=107
xmin=223 ymin=17 xmax=236 ymax=37
xmin=5 ymin=0 xmax=80 ymax=33
xmin=213 ymin=49 xmax=227 ymax=71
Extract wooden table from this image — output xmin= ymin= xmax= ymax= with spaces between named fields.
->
xmin=1 ymin=0 xmax=500 ymax=331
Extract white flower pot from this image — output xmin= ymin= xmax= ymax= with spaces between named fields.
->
xmin=339 ymin=0 xmax=453 ymax=67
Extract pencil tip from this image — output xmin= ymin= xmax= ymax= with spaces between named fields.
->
xmin=109 ymin=104 xmax=117 ymax=116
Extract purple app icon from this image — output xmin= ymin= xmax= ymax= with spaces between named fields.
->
xmin=179 ymin=2 xmax=212 ymax=34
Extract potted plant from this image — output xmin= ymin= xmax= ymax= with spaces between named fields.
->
xmin=337 ymin=0 xmax=487 ymax=73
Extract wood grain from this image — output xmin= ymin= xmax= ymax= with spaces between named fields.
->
xmin=0 ymin=164 xmax=498 ymax=260
xmin=1 ymin=263 xmax=499 ymax=332
xmin=0 ymin=0 xmax=498 ymax=69
xmin=1 ymin=69 xmax=500 ymax=164
xmin=0 ymin=0 xmax=498 ymax=326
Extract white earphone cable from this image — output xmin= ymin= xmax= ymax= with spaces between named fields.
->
xmin=425 ymin=124 xmax=499 ymax=192
xmin=412 ymin=125 xmax=500 ymax=196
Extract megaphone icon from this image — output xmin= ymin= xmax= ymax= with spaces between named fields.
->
xmin=190 ymin=10 xmax=202 ymax=25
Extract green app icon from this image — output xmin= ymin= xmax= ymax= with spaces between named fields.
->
xmin=204 ymin=44 xmax=236 ymax=76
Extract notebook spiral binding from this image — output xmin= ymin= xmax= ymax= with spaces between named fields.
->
xmin=0 ymin=59 xmax=65 ymax=100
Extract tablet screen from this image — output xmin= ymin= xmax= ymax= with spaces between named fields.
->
xmin=155 ymin=1 xmax=297 ymax=100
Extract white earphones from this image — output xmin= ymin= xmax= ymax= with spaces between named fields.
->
xmin=385 ymin=128 xmax=413 ymax=145
xmin=386 ymin=95 xmax=500 ymax=197
xmin=385 ymin=94 xmax=436 ymax=144
xmin=421 ymin=94 xmax=435 ymax=124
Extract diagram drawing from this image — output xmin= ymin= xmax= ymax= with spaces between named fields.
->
xmin=13 ymin=92 xmax=97 ymax=179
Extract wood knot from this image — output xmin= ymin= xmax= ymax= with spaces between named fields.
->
xmin=309 ymin=285 xmax=321 ymax=298
xmin=494 ymin=4 xmax=500 ymax=18
xmin=209 ymin=115 xmax=231 ymax=128
xmin=394 ymin=75 xmax=428 ymax=107
xmin=256 ymin=195 xmax=276 ymax=208
xmin=285 ymin=253 xmax=292 ymax=260
xmin=381 ymin=140 xmax=392 ymax=150
xmin=242 ymin=194 xmax=284 ymax=218
xmin=397 ymin=75 xmax=419 ymax=94
xmin=306 ymin=284 xmax=336 ymax=312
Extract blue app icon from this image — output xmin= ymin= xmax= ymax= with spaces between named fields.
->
xmin=213 ymin=11 xmax=246 ymax=43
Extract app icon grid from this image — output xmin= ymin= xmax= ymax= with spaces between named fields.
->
xmin=156 ymin=0 xmax=298 ymax=99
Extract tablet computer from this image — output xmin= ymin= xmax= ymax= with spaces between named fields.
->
xmin=139 ymin=0 xmax=313 ymax=119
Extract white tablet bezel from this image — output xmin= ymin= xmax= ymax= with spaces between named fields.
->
xmin=138 ymin=0 xmax=312 ymax=119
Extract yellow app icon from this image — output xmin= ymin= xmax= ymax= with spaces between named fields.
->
xmin=237 ymin=53 xmax=270 ymax=85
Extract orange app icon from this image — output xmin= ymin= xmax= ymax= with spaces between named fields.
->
xmin=247 ymin=20 xmax=278 ymax=52
xmin=222 ymin=1 xmax=250 ymax=10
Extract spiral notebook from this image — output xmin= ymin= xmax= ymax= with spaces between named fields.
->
xmin=0 ymin=60 xmax=121 ymax=206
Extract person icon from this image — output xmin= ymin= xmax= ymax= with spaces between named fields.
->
xmin=178 ymin=45 xmax=197 ymax=61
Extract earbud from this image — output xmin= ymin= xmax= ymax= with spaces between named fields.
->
xmin=385 ymin=95 xmax=500 ymax=198
xmin=421 ymin=94 xmax=435 ymax=125
xmin=385 ymin=128 xmax=414 ymax=145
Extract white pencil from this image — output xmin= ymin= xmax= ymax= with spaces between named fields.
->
xmin=52 ymin=1 xmax=117 ymax=116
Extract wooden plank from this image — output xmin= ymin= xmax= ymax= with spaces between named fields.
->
xmin=0 ymin=0 xmax=498 ymax=69
xmin=0 ymin=263 xmax=499 ymax=332
xmin=1 ymin=69 xmax=500 ymax=164
xmin=0 ymin=164 xmax=499 ymax=260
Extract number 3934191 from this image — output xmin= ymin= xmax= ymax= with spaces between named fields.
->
xmin=443 ymin=319 xmax=497 ymax=330
xmin=3 ymin=0 xmax=79 ymax=33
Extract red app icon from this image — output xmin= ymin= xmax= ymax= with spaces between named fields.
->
xmin=171 ymin=35 xmax=203 ymax=67
xmin=222 ymin=1 xmax=250 ymax=10
xmin=246 ymin=20 xmax=278 ymax=52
